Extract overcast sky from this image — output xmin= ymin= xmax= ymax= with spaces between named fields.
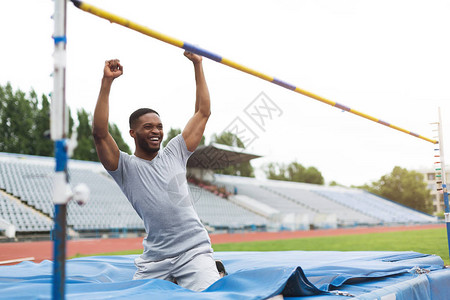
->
xmin=1 ymin=0 xmax=450 ymax=186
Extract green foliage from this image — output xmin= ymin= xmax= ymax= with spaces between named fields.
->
xmin=163 ymin=128 xmax=205 ymax=148
xmin=73 ymin=108 xmax=131 ymax=161
xmin=211 ymin=132 xmax=254 ymax=177
xmin=358 ymin=166 xmax=433 ymax=214
xmin=264 ymin=161 xmax=324 ymax=185
xmin=68 ymin=107 xmax=74 ymax=138
xmin=435 ymin=211 xmax=445 ymax=220
xmin=213 ymin=131 xmax=244 ymax=148
xmin=329 ymin=181 xmax=346 ymax=187
xmin=109 ymin=123 xmax=131 ymax=155
xmin=72 ymin=109 xmax=98 ymax=161
xmin=163 ymin=128 xmax=182 ymax=147
xmin=33 ymin=94 xmax=53 ymax=156
xmin=0 ymin=83 xmax=53 ymax=156
xmin=0 ymin=83 xmax=131 ymax=161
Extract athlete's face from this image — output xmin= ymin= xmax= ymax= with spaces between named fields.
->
xmin=131 ymin=113 xmax=164 ymax=154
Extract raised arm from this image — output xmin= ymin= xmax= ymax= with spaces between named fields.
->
xmin=92 ymin=59 xmax=123 ymax=171
xmin=182 ymin=51 xmax=211 ymax=151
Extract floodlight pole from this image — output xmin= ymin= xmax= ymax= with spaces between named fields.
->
xmin=51 ymin=0 xmax=69 ymax=299
xmin=437 ymin=108 xmax=450 ymax=261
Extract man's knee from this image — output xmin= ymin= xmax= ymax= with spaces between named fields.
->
xmin=176 ymin=253 xmax=220 ymax=291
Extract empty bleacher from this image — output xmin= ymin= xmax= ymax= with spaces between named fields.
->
xmin=213 ymin=175 xmax=316 ymax=215
xmin=213 ymin=174 xmax=437 ymax=227
xmin=189 ymin=183 xmax=268 ymax=229
xmin=0 ymin=153 xmax=268 ymax=236
xmin=67 ymin=167 xmax=144 ymax=231
xmin=0 ymin=192 xmax=52 ymax=232
xmin=262 ymin=185 xmax=380 ymax=226
xmin=316 ymin=189 xmax=436 ymax=224
xmin=0 ymin=153 xmax=438 ymax=238
xmin=213 ymin=175 xmax=330 ymax=229
xmin=0 ymin=154 xmax=144 ymax=234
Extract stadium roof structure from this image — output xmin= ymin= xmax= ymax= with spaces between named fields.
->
xmin=187 ymin=143 xmax=262 ymax=170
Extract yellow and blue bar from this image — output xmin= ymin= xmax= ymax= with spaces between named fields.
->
xmin=70 ymin=0 xmax=437 ymax=145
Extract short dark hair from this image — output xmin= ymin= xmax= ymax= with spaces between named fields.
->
xmin=129 ymin=108 xmax=160 ymax=129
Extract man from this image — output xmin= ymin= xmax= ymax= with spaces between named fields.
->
xmin=92 ymin=51 xmax=220 ymax=291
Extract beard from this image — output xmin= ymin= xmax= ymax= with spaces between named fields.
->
xmin=136 ymin=134 xmax=160 ymax=154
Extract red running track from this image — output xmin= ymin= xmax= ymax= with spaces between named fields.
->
xmin=0 ymin=224 xmax=444 ymax=265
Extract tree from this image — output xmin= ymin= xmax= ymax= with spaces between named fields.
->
xmin=109 ymin=123 xmax=131 ymax=155
xmin=72 ymin=109 xmax=98 ymax=161
xmin=358 ymin=166 xmax=433 ymax=214
xmin=0 ymin=83 xmax=33 ymax=154
xmin=0 ymin=83 xmax=130 ymax=160
xmin=303 ymin=166 xmax=324 ymax=184
xmin=211 ymin=132 xmax=254 ymax=177
xmin=265 ymin=162 xmax=288 ymax=181
xmin=163 ymin=128 xmax=182 ymax=148
xmin=163 ymin=127 xmax=205 ymax=148
xmin=72 ymin=108 xmax=131 ymax=161
xmin=0 ymin=83 xmax=53 ymax=156
xmin=329 ymin=181 xmax=345 ymax=187
xmin=31 ymin=92 xmax=53 ymax=156
xmin=68 ymin=107 xmax=74 ymax=139
xmin=213 ymin=131 xmax=243 ymax=148
xmin=264 ymin=161 xmax=324 ymax=185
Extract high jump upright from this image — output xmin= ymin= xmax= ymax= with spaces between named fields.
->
xmin=437 ymin=108 xmax=450 ymax=260
xmin=51 ymin=0 xmax=69 ymax=298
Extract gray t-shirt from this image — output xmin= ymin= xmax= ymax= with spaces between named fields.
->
xmin=107 ymin=134 xmax=211 ymax=261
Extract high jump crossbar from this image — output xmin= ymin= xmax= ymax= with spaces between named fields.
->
xmin=70 ymin=0 xmax=437 ymax=144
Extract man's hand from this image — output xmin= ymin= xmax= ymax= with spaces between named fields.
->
xmin=103 ymin=59 xmax=123 ymax=80
xmin=184 ymin=51 xmax=202 ymax=64
xmin=94 ymin=59 xmax=122 ymax=171
xmin=182 ymin=50 xmax=210 ymax=152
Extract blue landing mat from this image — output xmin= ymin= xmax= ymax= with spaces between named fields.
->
xmin=0 ymin=251 xmax=448 ymax=299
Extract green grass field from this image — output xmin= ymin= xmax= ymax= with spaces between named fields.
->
xmin=72 ymin=228 xmax=450 ymax=265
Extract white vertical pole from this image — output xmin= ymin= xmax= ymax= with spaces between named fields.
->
xmin=51 ymin=0 xmax=68 ymax=299
xmin=438 ymin=108 xmax=447 ymax=189
xmin=437 ymin=107 xmax=450 ymax=262
xmin=51 ymin=0 xmax=68 ymax=140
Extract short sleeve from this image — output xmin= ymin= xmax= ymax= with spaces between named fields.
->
xmin=106 ymin=151 xmax=129 ymax=187
xmin=164 ymin=134 xmax=193 ymax=166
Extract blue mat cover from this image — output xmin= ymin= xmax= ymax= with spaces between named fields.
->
xmin=0 ymin=251 xmax=448 ymax=299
